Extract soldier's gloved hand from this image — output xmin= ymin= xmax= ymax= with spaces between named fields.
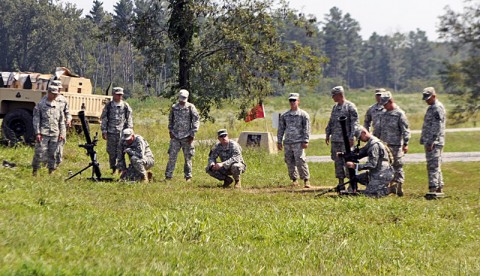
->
xmin=102 ymin=132 xmax=107 ymax=140
xmin=124 ymin=148 xmax=133 ymax=155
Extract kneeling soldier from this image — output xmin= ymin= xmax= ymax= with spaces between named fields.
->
xmin=345 ymin=126 xmax=394 ymax=197
xmin=206 ymin=129 xmax=246 ymax=188
xmin=118 ymin=128 xmax=154 ymax=182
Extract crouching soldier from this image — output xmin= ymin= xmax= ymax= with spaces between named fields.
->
xmin=345 ymin=126 xmax=394 ymax=197
xmin=206 ymin=129 xmax=246 ymax=189
xmin=117 ymin=128 xmax=154 ymax=182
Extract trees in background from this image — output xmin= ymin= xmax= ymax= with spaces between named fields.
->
xmin=0 ymin=0 xmax=470 ymax=120
xmin=438 ymin=1 xmax=480 ymax=125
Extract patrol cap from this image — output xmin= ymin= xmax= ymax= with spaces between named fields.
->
xmin=51 ymin=80 xmax=62 ymax=87
xmin=375 ymin=88 xmax=386 ymax=95
xmin=379 ymin=91 xmax=392 ymax=106
xmin=122 ymin=128 xmax=134 ymax=140
xmin=288 ymin=93 xmax=299 ymax=100
xmin=217 ymin=129 xmax=228 ymax=137
xmin=113 ymin=87 xmax=124 ymax=95
xmin=353 ymin=125 xmax=365 ymax=140
xmin=178 ymin=89 xmax=189 ymax=102
xmin=331 ymin=86 xmax=344 ymax=96
xmin=48 ymin=86 xmax=59 ymax=94
xmin=422 ymin=87 xmax=436 ymax=100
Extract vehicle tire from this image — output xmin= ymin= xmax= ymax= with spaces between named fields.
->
xmin=1 ymin=109 xmax=35 ymax=145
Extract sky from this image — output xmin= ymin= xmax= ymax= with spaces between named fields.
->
xmin=64 ymin=0 xmax=468 ymax=40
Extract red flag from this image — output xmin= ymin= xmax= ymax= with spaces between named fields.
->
xmin=245 ymin=103 xmax=265 ymax=122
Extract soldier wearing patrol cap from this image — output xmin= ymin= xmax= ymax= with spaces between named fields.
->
xmin=377 ymin=91 xmax=410 ymax=196
xmin=50 ymin=79 xmax=72 ymax=166
xmin=325 ymin=86 xmax=359 ymax=189
xmin=345 ymin=126 xmax=394 ymax=197
xmin=363 ymin=88 xmax=386 ymax=137
xmin=420 ymin=87 xmax=446 ymax=193
xmin=100 ymin=86 xmax=134 ymax=173
xmin=277 ymin=92 xmax=311 ymax=188
xmin=165 ymin=89 xmax=200 ymax=182
xmin=31 ymin=85 xmax=66 ymax=176
xmin=206 ymin=129 xmax=246 ymax=188
xmin=117 ymin=128 xmax=155 ymax=182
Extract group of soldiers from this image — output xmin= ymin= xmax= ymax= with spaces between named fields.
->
xmin=31 ymin=82 xmax=446 ymax=196
xmin=276 ymin=86 xmax=446 ymax=197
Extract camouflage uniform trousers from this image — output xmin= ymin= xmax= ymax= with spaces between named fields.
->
xmin=165 ymin=137 xmax=195 ymax=179
xmin=205 ymin=163 xmax=246 ymax=182
xmin=122 ymin=155 xmax=155 ymax=181
xmin=284 ymin=143 xmax=310 ymax=181
xmin=32 ymin=136 xmax=59 ymax=170
xmin=425 ymin=145 xmax=444 ymax=190
xmin=390 ymin=145 xmax=405 ymax=184
xmin=55 ymin=136 xmax=67 ymax=165
xmin=330 ymin=141 xmax=347 ymax=179
xmin=106 ymin=132 xmax=122 ymax=170
xmin=357 ymin=167 xmax=394 ymax=197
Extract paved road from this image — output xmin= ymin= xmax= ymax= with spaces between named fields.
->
xmin=308 ymin=127 xmax=480 ymax=163
xmin=307 ymin=151 xmax=480 ymax=163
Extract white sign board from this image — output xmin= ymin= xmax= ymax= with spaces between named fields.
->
xmin=272 ymin=112 xmax=280 ymax=129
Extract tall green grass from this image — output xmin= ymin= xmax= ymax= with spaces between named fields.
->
xmin=0 ymin=92 xmax=479 ymax=274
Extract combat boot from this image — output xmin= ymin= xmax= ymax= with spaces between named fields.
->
xmin=234 ymin=180 xmax=242 ymax=189
xmin=223 ymin=177 xmax=233 ymax=188
xmin=337 ymin=178 xmax=345 ymax=191
xmin=436 ymin=187 xmax=443 ymax=193
xmin=387 ymin=182 xmax=397 ymax=195
xmin=142 ymin=175 xmax=149 ymax=183
xmin=429 ymin=187 xmax=437 ymax=193
xmin=147 ymin=172 xmax=153 ymax=182
xmin=185 ymin=177 xmax=192 ymax=183
xmin=291 ymin=179 xmax=299 ymax=187
xmin=32 ymin=169 xmax=38 ymax=177
xmin=304 ymin=179 xmax=311 ymax=188
xmin=48 ymin=168 xmax=56 ymax=175
xmin=396 ymin=182 xmax=404 ymax=197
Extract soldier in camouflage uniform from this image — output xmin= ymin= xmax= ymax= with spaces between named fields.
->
xmin=377 ymin=92 xmax=410 ymax=196
xmin=100 ymin=87 xmax=133 ymax=173
xmin=363 ymin=88 xmax=386 ymax=137
xmin=325 ymin=86 xmax=359 ymax=188
xmin=32 ymin=86 xmax=66 ymax=176
xmin=50 ymin=80 xmax=72 ymax=166
xmin=346 ymin=126 xmax=394 ymax=197
xmin=117 ymin=128 xmax=154 ymax=182
xmin=206 ymin=129 xmax=246 ymax=189
xmin=420 ymin=87 xmax=446 ymax=193
xmin=165 ymin=89 xmax=200 ymax=181
xmin=277 ymin=93 xmax=311 ymax=188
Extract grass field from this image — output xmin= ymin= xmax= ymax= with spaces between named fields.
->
xmin=1 ymin=91 xmax=479 ymax=274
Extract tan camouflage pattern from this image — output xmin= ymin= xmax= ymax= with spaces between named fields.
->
xmin=117 ymin=135 xmax=154 ymax=181
xmin=166 ymin=102 xmax=200 ymax=179
xmin=100 ymin=100 xmax=133 ymax=169
xmin=356 ymin=136 xmax=394 ymax=197
xmin=325 ymin=100 xmax=359 ymax=142
xmin=363 ymin=103 xmax=384 ymax=137
xmin=378 ymin=105 xmax=410 ymax=146
xmin=206 ymin=140 xmax=246 ymax=181
xmin=168 ymin=102 xmax=200 ymax=139
xmin=420 ymin=100 xmax=446 ymax=147
xmin=165 ymin=137 xmax=195 ymax=179
xmin=277 ymin=109 xmax=310 ymax=145
xmin=32 ymin=98 xmax=65 ymax=170
xmin=283 ymin=143 xmax=310 ymax=181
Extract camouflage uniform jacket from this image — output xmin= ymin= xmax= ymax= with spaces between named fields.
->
xmin=117 ymin=135 xmax=154 ymax=171
xmin=420 ymin=100 xmax=446 ymax=146
xmin=208 ymin=140 xmax=246 ymax=170
xmin=55 ymin=94 xmax=72 ymax=123
xmin=100 ymin=101 xmax=133 ymax=134
xmin=168 ymin=102 xmax=200 ymax=139
xmin=33 ymin=97 xmax=66 ymax=137
xmin=325 ymin=100 xmax=359 ymax=142
xmin=277 ymin=109 xmax=310 ymax=145
xmin=357 ymin=136 xmax=391 ymax=177
xmin=363 ymin=103 xmax=384 ymax=136
xmin=378 ymin=106 xmax=410 ymax=146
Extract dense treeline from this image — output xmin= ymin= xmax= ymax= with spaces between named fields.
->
xmin=0 ymin=0 xmax=476 ymax=121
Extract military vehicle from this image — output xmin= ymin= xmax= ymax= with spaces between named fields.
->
xmin=0 ymin=67 xmax=111 ymax=144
